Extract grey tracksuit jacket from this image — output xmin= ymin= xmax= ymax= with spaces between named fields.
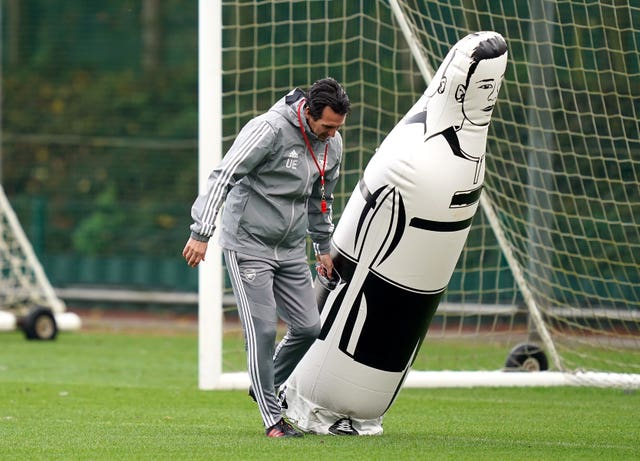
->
xmin=189 ymin=88 xmax=342 ymax=260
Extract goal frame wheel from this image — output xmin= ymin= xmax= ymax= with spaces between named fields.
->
xmin=19 ymin=306 xmax=59 ymax=341
xmin=504 ymin=343 xmax=549 ymax=372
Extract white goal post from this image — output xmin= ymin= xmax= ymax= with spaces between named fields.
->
xmin=198 ymin=0 xmax=223 ymax=389
xmin=198 ymin=1 xmax=640 ymax=390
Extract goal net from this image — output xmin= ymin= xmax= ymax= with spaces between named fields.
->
xmin=200 ymin=0 xmax=640 ymax=389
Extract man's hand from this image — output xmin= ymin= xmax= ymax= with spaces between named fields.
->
xmin=315 ymin=253 xmax=334 ymax=279
xmin=182 ymin=238 xmax=208 ymax=267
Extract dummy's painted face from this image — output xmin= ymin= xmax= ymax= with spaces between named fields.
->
xmin=456 ymin=58 xmax=504 ymax=126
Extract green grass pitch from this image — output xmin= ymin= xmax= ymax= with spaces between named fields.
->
xmin=0 ymin=329 xmax=638 ymax=460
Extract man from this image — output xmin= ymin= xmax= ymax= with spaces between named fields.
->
xmin=182 ymin=77 xmax=351 ymax=438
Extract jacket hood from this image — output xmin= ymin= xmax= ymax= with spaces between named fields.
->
xmin=271 ymin=87 xmax=327 ymax=142
xmin=272 ymin=87 xmax=306 ymax=127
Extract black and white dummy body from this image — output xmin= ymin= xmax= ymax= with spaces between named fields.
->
xmin=282 ymin=31 xmax=508 ymax=435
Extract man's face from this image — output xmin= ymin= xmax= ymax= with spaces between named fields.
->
xmin=306 ymin=106 xmax=346 ymax=141
xmin=460 ymin=59 xmax=504 ymax=126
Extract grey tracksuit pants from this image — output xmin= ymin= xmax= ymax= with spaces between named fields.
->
xmin=224 ymin=249 xmax=321 ymax=428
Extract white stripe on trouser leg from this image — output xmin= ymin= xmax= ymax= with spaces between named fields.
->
xmin=273 ymin=332 xmax=290 ymax=362
xmin=225 ymin=250 xmax=278 ymax=428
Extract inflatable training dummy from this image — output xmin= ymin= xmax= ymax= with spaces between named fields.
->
xmin=282 ymin=31 xmax=508 ymax=435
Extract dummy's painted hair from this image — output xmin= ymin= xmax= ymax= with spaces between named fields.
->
xmin=465 ymin=34 xmax=508 ymax=88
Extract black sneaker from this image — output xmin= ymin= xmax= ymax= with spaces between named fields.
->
xmin=265 ymin=418 xmax=304 ymax=438
xmin=328 ymin=417 xmax=359 ymax=436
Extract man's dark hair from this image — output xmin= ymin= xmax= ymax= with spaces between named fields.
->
xmin=306 ymin=77 xmax=351 ymax=120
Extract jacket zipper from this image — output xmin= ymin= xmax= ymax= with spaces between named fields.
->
xmin=273 ymin=144 xmax=314 ymax=259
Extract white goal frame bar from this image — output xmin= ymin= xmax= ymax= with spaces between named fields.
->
xmin=0 ymin=184 xmax=65 ymax=313
xmin=197 ymin=0 xmax=223 ymax=390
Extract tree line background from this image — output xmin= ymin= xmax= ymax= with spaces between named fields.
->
xmin=1 ymin=1 xmax=638 ymax=308
xmin=2 ymin=0 xmax=199 ymax=291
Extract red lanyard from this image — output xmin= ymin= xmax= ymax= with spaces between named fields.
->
xmin=297 ymin=99 xmax=328 ymax=213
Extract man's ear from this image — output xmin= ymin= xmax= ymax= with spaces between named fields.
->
xmin=455 ymin=84 xmax=466 ymax=102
